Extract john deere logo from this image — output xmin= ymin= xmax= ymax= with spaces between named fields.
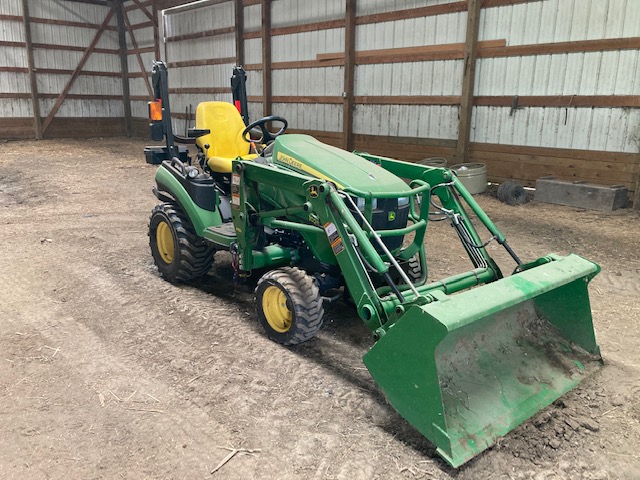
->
xmin=388 ymin=211 xmax=396 ymax=221
xmin=309 ymin=185 xmax=319 ymax=198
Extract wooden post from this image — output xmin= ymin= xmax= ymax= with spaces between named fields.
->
xmin=261 ymin=0 xmax=271 ymax=116
xmin=342 ymin=0 xmax=356 ymax=151
xmin=117 ymin=1 xmax=132 ymax=137
xmin=21 ymin=0 xmax=42 ymax=139
xmin=123 ymin=8 xmax=154 ymax=98
xmin=235 ymin=0 xmax=244 ymax=66
xmin=455 ymin=0 xmax=482 ymax=163
xmin=42 ymin=8 xmax=115 ymax=134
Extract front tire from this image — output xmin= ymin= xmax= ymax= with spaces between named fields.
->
xmin=149 ymin=202 xmax=215 ymax=283
xmin=255 ymin=267 xmax=324 ymax=345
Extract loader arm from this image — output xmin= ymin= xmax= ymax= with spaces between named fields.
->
xmin=229 ymin=154 xmax=601 ymax=468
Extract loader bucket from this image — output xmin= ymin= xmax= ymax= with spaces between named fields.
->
xmin=363 ymin=254 xmax=601 ymax=468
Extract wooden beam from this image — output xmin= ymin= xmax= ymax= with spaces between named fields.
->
xmin=125 ymin=1 xmax=152 ymax=12
xmin=168 ymin=87 xmax=231 ymax=94
xmin=342 ymin=0 xmax=356 ymax=151
xmin=167 ymin=57 xmax=236 ymax=68
xmin=123 ymin=8 xmax=154 ymax=98
xmin=41 ymin=7 xmax=115 ymax=135
xmin=0 ymin=13 xmax=118 ymax=30
xmin=235 ymin=0 xmax=244 ymax=65
xmin=32 ymin=43 xmax=120 ymax=54
xmin=455 ymin=0 xmax=481 ymax=164
xmin=479 ymin=36 xmax=640 ymax=58
xmin=117 ymin=1 xmax=132 ymax=137
xmin=355 ymin=95 xmax=461 ymax=105
xmin=165 ymin=26 xmax=235 ymax=42
xmin=262 ymin=0 xmax=271 ymax=116
xmin=131 ymin=0 xmax=156 ymax=24
xmin=21 ymin=0 xmax=42 ymax=139
xmin=474 ymin=95 xmax=640 ymax=108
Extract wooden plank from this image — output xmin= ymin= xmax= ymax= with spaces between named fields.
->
xmin=355 ymin=95 xmax=461 ymax=105
xmin=0 ymin=93 xmax=32 ymax=99
xmin=0 ymin=67 xmax=28 ymax=73
xmin=317 ymin=39 xmax=506 ymax=61
xmin=243 ymin=30 xmax=261 ymax=40
xmin=167 ymin=57 xmax=236 ymax=68
xmin=34 ymin=68 xmax=122 ymax=77
xmin=21 ymin=0 xmax=42 ymax=139
xmin=475 ymin=157 xmax=636 ymax=188
xmin=125 ymin=1 xmax=152 ymax=12
xmin=244 ymin=59 xmax=344 ymax=70
xmin=41 ymin=8 xmax=116 ymax=134
xmin=480 ymin=36 xmax=640 ymax=59
xmin=235 ymin=0 xmax=244 ymax=66
xmin=32 ymin=43 xmax=119 ymax=54
xmin=262 ymin=0 xmax=272 ymax=116
xmin=272 ymin=96 xmax=342 ymax=104
xmin=117 ymin=1 xmax=132 ymax=137
xmin=130 ymin=21 xmax=154 ymax=30
xmin=342 ymin=0 xmax=356 ymax=151
xmin=271 ymin=19 xmax=345 ymax=37
xmin=39 ymin=94 xmax=124 ymax=100
xmin=474 ymin=95 xmax=640 ymax=108
xmin=0 ymin=14 xmax=118 ymax=31
xmin=126 ymin=46 xmax=156 ymax=55
xmin=42 ymin=117 xmax=126 ymax=139
xmin=356 ymin=2 xmax=467 ymax=26
xmin=0 ymin=41 xmax=25 ymax=48
xmin=243 ymin=0 xmax=261 ymax=6
xmin=469 ymin=149 xmax=639 ymax=175
xmin=166 ymin=26 xmax=235 ymax=42
xmin=0 ymin=117 xmax=35 ymax=139
xmin=353 ymin=134 xmax=458 ymax=149
xmin=168 ymin=87 xmax=231 ymax=94
xmin=469 ymin=142 xmax=639 ymax=164
xmin=123 ymin=8 xmax=153 ymax=98
xmin=456 ymin=0 xmax=481 ymax=163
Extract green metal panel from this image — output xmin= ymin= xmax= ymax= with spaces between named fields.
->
xmin=155 ymin=166 xmax=222 ymax=236
xmin=363 ymin=254 xmax=601 ymax=468
xmin=273 ymin=135 xmax=411 ymax=196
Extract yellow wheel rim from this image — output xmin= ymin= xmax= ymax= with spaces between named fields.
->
xmin=262 ymin=285 xmax=292 ymax=333
xmin=156 ymin=221 xmax=175 ymax=264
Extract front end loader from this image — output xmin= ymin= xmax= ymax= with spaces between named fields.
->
xmin=145 ymin=61 xmax=602 ymax=467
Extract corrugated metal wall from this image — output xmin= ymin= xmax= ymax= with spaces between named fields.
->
xmin=160 ymin=0 xmax=237 ymax=135
xmin=0 ymin=0 xmax=30 ymax=119
xmin=122 ymin=0 xmax=159 ymax=135
xmin=473 ymin=0 xmax=640 ymax=153
xmin=0 ymin=0 xmax=124 ymax=138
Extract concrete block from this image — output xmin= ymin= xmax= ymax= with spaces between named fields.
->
xmin=534 ymin=177 xmax=628 ymax=211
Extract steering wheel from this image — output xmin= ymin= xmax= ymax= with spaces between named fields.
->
xmin=242 ymin=115 xmax=288 ymax=145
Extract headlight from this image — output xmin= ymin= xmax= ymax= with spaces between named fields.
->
xmin=398 ymin=197 xmax=409 ymax=207
xmin=353 ymin=197 xmax=378 ymax=211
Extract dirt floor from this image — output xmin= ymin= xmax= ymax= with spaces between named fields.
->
xmin=1 ymin=137 xmax=639 ymax=480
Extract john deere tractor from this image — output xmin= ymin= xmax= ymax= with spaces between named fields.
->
xmin=145 ymin=61 xmax=602 ymax=467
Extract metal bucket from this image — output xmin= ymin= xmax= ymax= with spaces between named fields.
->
xmin=363 ymin=254 xmax=601 ymax=467
xmin=419 ymin=157 xmax=448 ymax=168
xmin=450 ymin=163 xmax=487 ymax=194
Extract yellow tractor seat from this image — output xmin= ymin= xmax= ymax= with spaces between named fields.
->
xmin=195 ymin=101 xmax=257 ymax=173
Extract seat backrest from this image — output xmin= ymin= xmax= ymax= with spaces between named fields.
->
xmin=195 ymin=101 xmax=250 ymax=159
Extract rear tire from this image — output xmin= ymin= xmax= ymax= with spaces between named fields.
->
xmin=149 ymin=202 xmax=215 ymax=283
xmin=255 ymin=267 xmax=324 ymax=345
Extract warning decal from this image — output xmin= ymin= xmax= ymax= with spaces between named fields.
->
xmin=324 ymin=222 xmax=344 ymax=255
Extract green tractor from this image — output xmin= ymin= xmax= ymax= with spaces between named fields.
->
xmin=145 ymin=62 xmax=602 ymax=467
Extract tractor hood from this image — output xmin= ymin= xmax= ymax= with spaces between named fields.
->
xmin=272 ymin=134 xmax=411 ymax=196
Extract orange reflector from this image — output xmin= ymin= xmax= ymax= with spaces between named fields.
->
xmin=149 ymin=100 xmax=162 ymax=121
